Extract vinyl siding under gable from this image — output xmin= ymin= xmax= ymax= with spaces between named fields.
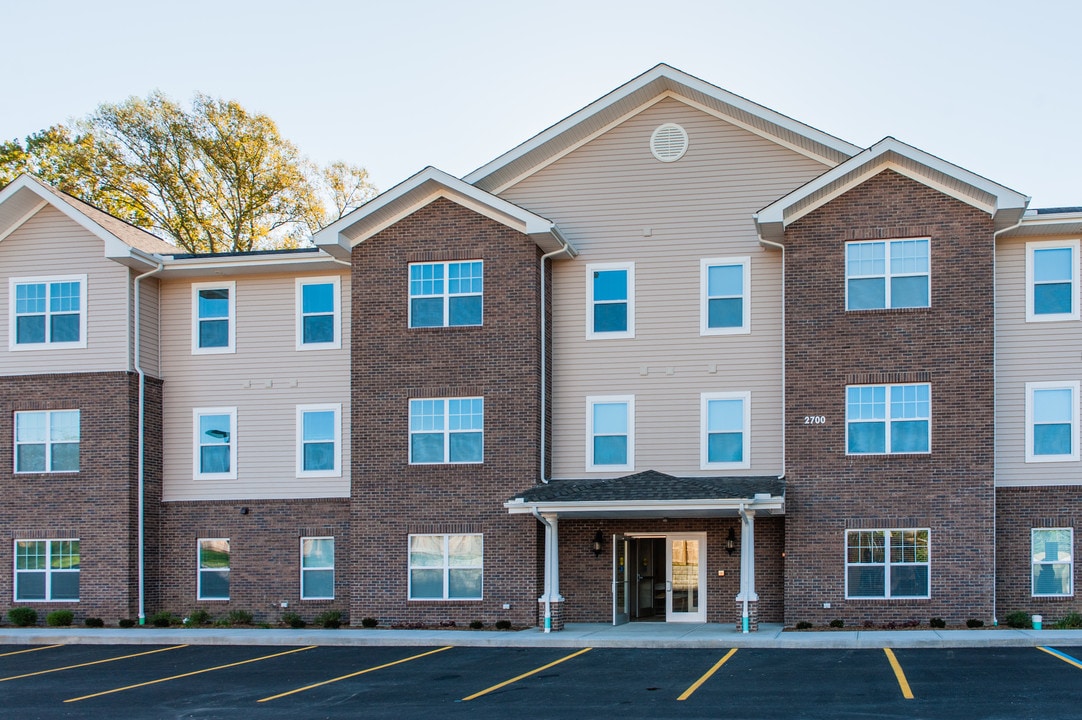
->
xmin=501 ymin=97 xmax=830 ymax=478
xmin=160 ymin=271 xmax=351 ymax=500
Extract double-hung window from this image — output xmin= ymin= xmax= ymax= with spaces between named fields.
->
xmin=296 ymin=277 xmax=341 ymax=349
xmin=14 ymin=409 xmax=79 ymax=473
xmin=846 ymin=384 xmax=930 ymax=454
xmin=587 ymin=263 xmax=634 ymax=339
xmin=9 ymin=275 xmax=87 ymax=349
xmin=301 ymin=537 xmax=335 ymax=600
xmin=408 ymin=534 xmax=482 ymax=600
xmin=409 ymin=397 xmax=483 ymax=464
xmin=197 ymin=538 xmax=230 ymax=600
xmin=846 ymin=529 xmax=929 ymax=599
xmin=296 ymin=404 xmax=341 ymax=477
xmin=1026 ymin=240 xmax=1079 ymax=322
xmin=14 ymin=539 xmax=80 ymax=601
xmin=194 ymin=408 xmax=237 ymax=479
xmin=1032 ymin=528 xmax=1073 ymax=597
xmin=846 ymin=239 xmax=929 ymax=310
xmin=192 ymin=281 xmax=235 ymax=354
xmin=409 ymin=261 xmax=483 ymax=327
xmin=587 ymin=396 xmax=633 ymax=471
xmin=701 ymin=392 xmax=750 ymax=469
xmin=700 ymin=258 xmax=750 ymax=334
xmin=1025 ymin=381 xmax=1080 ymax=462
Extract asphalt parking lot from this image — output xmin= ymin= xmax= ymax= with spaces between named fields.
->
xmin=3 ymin=642 xmax=1081 ymax=719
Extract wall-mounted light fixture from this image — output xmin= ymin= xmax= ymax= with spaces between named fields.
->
xmin=592 ymin=530 xmax=604 ymax=557
xmin=726 ymin=527 xmax=737 ymax=556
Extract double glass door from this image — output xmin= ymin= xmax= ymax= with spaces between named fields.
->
xmin=613 ymin=533 xmax=706 ymax=624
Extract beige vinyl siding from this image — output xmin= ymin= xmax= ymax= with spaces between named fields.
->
xmin=161 ymin=271 xmax=350 ymax=500
xmin=996 ymin=236 xmax=1082 ymax=486
xmin=135 ymin=277 xmax=161 ymax=377
xmin=502 ymin=98 xmax=829 ymax=478
xmin=0 ymin=205 xmax=130 ymax=375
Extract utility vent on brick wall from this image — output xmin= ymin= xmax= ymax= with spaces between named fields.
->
xmin=650 ymin=123 xmax=688 ymax=162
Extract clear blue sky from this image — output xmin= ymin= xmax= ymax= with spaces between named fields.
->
xmin=4 ymin=0 xmax=1079 ymax=207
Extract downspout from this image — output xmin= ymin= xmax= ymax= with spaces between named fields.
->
xmin=738 ymin=503 xmax=750 ymax=633
xmin=540 ymin=237 xmax=572 ymax=483
xmin=532 ymin=508 xmax=554 ymax=633
xmin=134 ymin=261 xmax=164 ymax=626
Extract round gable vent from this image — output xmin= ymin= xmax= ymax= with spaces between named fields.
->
xmin=650 ymin=123 xmax=688 ymax=162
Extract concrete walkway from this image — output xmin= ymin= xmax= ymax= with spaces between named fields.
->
xmin=1 ymin=622 xmax=1079 ymax=649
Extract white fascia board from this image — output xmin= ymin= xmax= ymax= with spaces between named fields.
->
xmin=157 ymin=251 xmax=342 ymax=277
xmin=997 ymin=211 xmax=1082 ymax=240
xmin=504 ymin=496 xmax=785 ymax=516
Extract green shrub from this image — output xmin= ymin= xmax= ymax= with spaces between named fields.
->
xmin=151 ymin=611 xmax=175 ymax=628
xmin=469 ymin=620 xmax=484 ymax=629
xmin=227 ymin=610 xmax=253 ymax=626
xmin=1005 ymin=611 xmax=1032 ymax=629
xmin=213 ymin=617 xmax=231 ymax=627
xmin=495 ymin=619 xmax=512 ymax=630
xmin=929 ymin=617 xmax=946 ymax=629
xmin=966 ymin=618 xmax=984 ymax=628
xmin=84 ymin=617 xmax=105 ymax=628
xmin=315 ymin=610 xmax=341 ymax=629
xmin=118 ymin=618 xmax=136 ymax=628
xmin=46 ymin=610 xmax=74 ymax=627
xmin=186 ymin=609 xmax=212 ymax=626
xmin=829 ymin=619 xmax=844 ymax=628
xmin=361 ymin=617 xmax=378 ymax=628
xmin=1054 ymin=612 xmax=1082 ymax=629
xmin=795 ymin=621 xmax=813 ymax=630
xmin=8 ymin=607 xmax=38 ymax=627
xmin=282 ymin=612 xmax=306 ymax=628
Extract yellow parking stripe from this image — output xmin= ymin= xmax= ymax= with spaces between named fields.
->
xmin=883 ymin=648 xmax=914 ymax=699
xmin=1038 ymin=646 xmax=1082 ymax=670
xmin=677 ymin=648 xmax=738 ymax=701
xmin=0 ymin=644 xmax=63 ymax=658
xmin=462 ymin=647 xmax=591 ymax=701
xmin=258 ymin=646 xmax=452 ymax=702
xmin=64 ymin=645 xmax=316 ymax=703
xmin=1 ymin=645 xmax=186 ymax=682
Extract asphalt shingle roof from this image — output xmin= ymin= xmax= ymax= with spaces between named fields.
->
xmin=511 ymin=470 xmax=784 ymax=504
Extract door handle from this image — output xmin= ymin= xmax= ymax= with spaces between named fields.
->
xmin=666 ymin=581 xmax=672 ymax=592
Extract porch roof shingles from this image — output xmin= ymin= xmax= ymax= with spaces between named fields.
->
xmin=510 ymin=470 xmax=784 ymax=504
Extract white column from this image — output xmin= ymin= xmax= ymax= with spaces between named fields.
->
xmin=544 ymin=513 xmax=563 ymax=601
xmin=736 ymin=508 xmax=758 ymax=632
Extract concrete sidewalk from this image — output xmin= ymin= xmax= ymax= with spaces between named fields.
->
xmin=1 ymin=622 xmax=1079 ymax=649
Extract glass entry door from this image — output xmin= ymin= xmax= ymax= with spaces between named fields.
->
xmin=613 ymin=534 xmax=629 ymax=625
xmin=666 ymin=534 xmax=706 ymax=622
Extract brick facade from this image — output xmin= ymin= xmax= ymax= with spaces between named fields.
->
xmin=782 ymin=170 xmax=997 ymax=625
xmin=349 ymin=197 xmax=544 ymax=627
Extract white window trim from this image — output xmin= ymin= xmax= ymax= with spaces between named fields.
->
xmin=191 ymin=281 xmax=236 ymax=355
xmin=586 ymin=395 xmax=634 ymax=472
xmin=844 ymin=528 xmax=931 ymax=600
xmin=300 ymin=536 xmax=335 ymax=600
xmin=13 ymin=538 xmax=80 ymax=603
xmin=586 ymin=262 xmax=635 ymax=340
xmin=1032 ymin=527 xmax=1074 ymax=598
xmin=700 ymin=257 xmax=751 ymax=336
xmin=197 ymin=538 xmax=230 ymax=601
xmin=295 ymin=276 xmax=341 ymax=350
xmin=13 ymin=409 xmax=80 ymax=474
xmin=408 ymin=260 xmax=484 ymax=328
xmin=296 ymin=403 xmax=342 ymax=478
xmin=408 ymin=397 xmax=484 ymax=465
xmin=1025 ymin=239 xmax=1080 ymax=322
xmin=1025 ymin=381 xmax=1080 ymax=463
xmin=700 ymin=391 xmax=751 ymax=470
xmin=193 ymin=407 xmax=238 ymax=480
xmin=8 ymin=274 xmax=88 ymax=351
xmin=845 ymin=383 xmax=932 ymax=456
xmin=407 ymin=533 xmax=484 ymax=601
xmin=845 ymin=238 xmax=931 ymax=311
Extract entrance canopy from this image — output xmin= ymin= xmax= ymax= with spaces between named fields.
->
xmin=505 ymin=470 xmax=784 ymax=518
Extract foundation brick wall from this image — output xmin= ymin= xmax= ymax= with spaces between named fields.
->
xmin=782 ymin=170 xmax=996 ymax=626
xmin=996 ymin=486 xmax=1082 ymax=622
xmin=0 ymin=371 xmax=155 ymax=624
xmin=350 ymin=197 xmax=544 ymax=628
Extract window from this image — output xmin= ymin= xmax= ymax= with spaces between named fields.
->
xmin=194 ymin=408 xmax=237 ymax=479
xmin=296 ymin=404 xmax=341 ymax=477
xmin=701 ymin=392 xmax=750 ymax=469
xmin=197 ymin=538 xmax=230 ymax=600
xmin=1026 ymin=240 xmax=1079 ymax=322
xmin=14 ymin=410 xmax=79 ymax=473
xmin=409 ymin=398 xmax=483 ymax=464
xmin=9 ymin=275 xmax=87 ymax=349
xmin=700 ymin=258 xmax=750 ymax=335
xmin=408 ymin=534 xmax=482 ymax=600
xmin=846 ymin=384 xmax=930 ymax=454
xmin=1026 ymin=382 xmax=1080 ymax=462
xmin=13 ymin=539 xmax=80 ymax=601
xmin=587 ymin=396 xmax=633 ymax=471
xmin=846 ymin=529 xmax=929 ymax=599
xmin=296 ymin=277 xmax=341 ymax=349
xmin=1032 ymin=528 xmax=1073 ymax=597
xmin=409 ymin=261 xmax=483 ymax=328
xmin=587 ymin=263 xmax=634 ymax=339
xmin=191 ymin=281 xmax=235 ymax=354
xmin=846 ymin=239 xmax=929 ymax=310
xmin=301 ymin=537 xmax=334 ymax=600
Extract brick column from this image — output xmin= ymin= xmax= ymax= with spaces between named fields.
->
xmin=735 ymin=602 xmax=760 ymax=632
xmin=539 ymin=600 xmax=565 ymax=631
